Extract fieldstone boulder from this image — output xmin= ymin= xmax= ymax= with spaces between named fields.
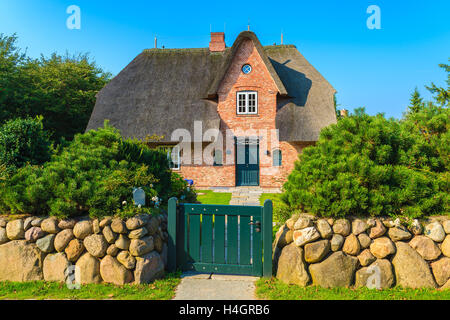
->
xmin=99 ymin=217 xmax=112 ymax=228
xmin=358 ymin=249 xmax=376 ymax=267
xmin=333 ymin=219 xmax=351 ymax=236
xmin=293 ymin=226 xmax=320 ymax=247
xmin=409 ymin=219 xmax=423 ymax=235
xmin=316 ymin=219 xmax=332 ymax=239
xmin=331 ymin=234 xmax=344 ymax=251
xmin=146 ymin=217 xmax=160 ymax=236
xmin=83 ymin=234 xmax=108 ymax=258
xmin=443 ymin=220 xmax=450 ymax=234
xmin=293 ymin=216 xmax=313 ymax=230
xmin=24 ymin=227 xmax=45 ymax=242
xmin=355 ymin=259 xmax=394 ymax=289
xmin=304 ymin=240 xmax=330 ymax=263
xmin=352 ymin=219 xmax=368 ymax=235
xmin=370 ymin=237 xmax=395 ymax=259
xmin=6 ymin=219 xmax=25 ymax=240
xmin=58 ymin=219 xmax=77 ymax=230
xmin=40 ymin=218 xmax=60 ymax=234
xmin=31 ymin=217 xmax=43 ymax=227
xmin=102 ymin=225 xmax=117 ymax=244
xmin=129 ymin=236 xmax=154 ymax=257
xmin=276 ymin=243 xmax=310 ymax=286
xmin=0 ymin=217 xmax=6 ymax=227
xmin=392 ymin=241 xmax=437 ymax=288
xmin=274 ymin=225 xmax=293 ymax=248
xmin=54 ymin=229 xmax=74 ymax=252
xmin=92 ymin=219 xmax=101 ymax=234
xmin=382 ymin=219 xmax=395 ymax=228
xmin=117 ymin=251 xmax=136 ymax=269
xmin=358 ymin=233 xmax=372 ymax=249
xmin=366 ymin=218 xmax=376 ymax=228
xmin=285 ymin=214 xmax=299 ymax=230
xmin=309 ymin=251 xmax=358 ymax=288
xmin=36 ymin=234 xmax=56 ymax=253
xmin=0 ymin=228 xmax=7 ymax=244
xmin=0 ymin=240 xmax=45 ymax=281
xmin=107 ymin=244 xmax=119 ymax=256
xmin=75 ymin=252 xmax=102 ymax=284
xmin=100 ymin=255 xmax=133 ymax=285
xmin=154 ymin=235 xmax=163 ymax=253
xmin=442 ymin=235 xmax=450 ymax=257
xmin=115 ymin=234 xmax=130 ymax=250
xmin=73 ymin=221 xmax=93 ymax=240
xmin=431 ymin=257 xmax=450 ymax=287
xmin=126 ymin=217 xmax=146 ymax=230
xmin=424 ymin=222 xmax=446 ymax=242
xmin=388 ymin=227 xmax=412 ymax=241
xmin=23 ymin=217 xmax=34 ymax=231
xmin=129 ymin=227 xmax=149 ymax=240
xmin=342 ymin=234 xmax=360 ymax=256
xmin=111 ymin=219 xmax=127 ymax=234
xmin=65 ymin=239 xmax=84 ymax=262
xmin=43 ymin=252 xmax=69 ymax=282
xmin=369 ymin=219 xmax=386 ymax=239
xmin=409 ymin=235 xmax=441 ymax=260
xmin=134 ymin=251 xmax=165 ymax=284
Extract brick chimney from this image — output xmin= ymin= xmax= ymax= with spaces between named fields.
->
xmin=209 ymin=32 xmax=225 ymax=52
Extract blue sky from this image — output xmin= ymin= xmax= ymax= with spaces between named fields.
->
xmin=1 ymin=0 xmax=449 ymax=119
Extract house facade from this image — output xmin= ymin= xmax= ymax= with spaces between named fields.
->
xmin=86 ymin=31 xmax=337 ymax=189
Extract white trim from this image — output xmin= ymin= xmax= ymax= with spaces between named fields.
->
xmin=236 ymin=91 xmax=258 ymax=115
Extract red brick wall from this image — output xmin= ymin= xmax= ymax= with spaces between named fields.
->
xmin=178 ymin=39 xmax=310 ymax=188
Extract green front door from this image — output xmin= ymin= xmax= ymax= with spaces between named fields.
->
xmin=236 ymin=137 xmax=259 ymax=186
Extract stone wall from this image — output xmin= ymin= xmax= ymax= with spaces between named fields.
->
xmin=0 ymin=214 xmax=168 ymax=285
xmin=273 ymin=215 xmax=450 ymax=289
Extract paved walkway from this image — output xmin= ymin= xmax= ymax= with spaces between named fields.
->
xmin=229 ymin=187 xmax=263 ymax=206
xmin=173 ymin=272 xmax=259 ymax=300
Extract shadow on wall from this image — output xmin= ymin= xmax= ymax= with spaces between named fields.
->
xmin=270 ymin=59 xmax=312 ymax=110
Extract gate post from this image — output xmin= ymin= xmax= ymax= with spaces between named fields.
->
xmin=167 ymin=197 xmax=177 ymax=272
xmin=262 ymin=200 xmax=273 ymax=278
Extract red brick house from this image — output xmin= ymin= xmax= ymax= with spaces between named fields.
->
xmin=86 ymin=31 xmax=337 ymax=188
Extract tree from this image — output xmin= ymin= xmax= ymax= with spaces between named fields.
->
xmin=408 ymin=87 xmax=424 ymax=114
xmin=0 ymin=33 xmax=112 ymax=142
xmin=0 ymin=117 xmax=52 ymax=173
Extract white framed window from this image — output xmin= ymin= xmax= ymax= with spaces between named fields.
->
xmin=236 ymin=91 xmax=258 ymax=115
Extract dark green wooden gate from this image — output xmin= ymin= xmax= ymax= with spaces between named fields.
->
xmin=236 ymin=138 xmax=259 ymax=186
xmin=167 ymin=198 xmax=272 ymax=277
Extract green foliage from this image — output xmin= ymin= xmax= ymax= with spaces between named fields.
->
xmin=0 ymin=117 xmax=51 ymax=172
xmin=283 ymin=61 xmax=450 ymax=218
xmin=282 ymin=108 xmax=448 ymax=218
xmin=0 ymin=122 xmax=193 ymax=218
xmin=0 ymin=33 xmax=111 ymax=142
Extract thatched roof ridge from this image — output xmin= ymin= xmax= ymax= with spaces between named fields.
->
xmin=86 ymin=32 xmax=337 ymax=142
xmin=206 ymin=31 xmax=288 ymax=98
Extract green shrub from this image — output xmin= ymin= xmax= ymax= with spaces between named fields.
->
xmin=0 ymin=122 xmax=194 ymax=218
xmin=282 ymin=107 xmax=448 ymax=219
xmin=0 ymin=117 xmax=51 ymax=172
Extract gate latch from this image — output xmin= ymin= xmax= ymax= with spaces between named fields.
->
xmin=249 ymin=221 xmax=261 ymax=232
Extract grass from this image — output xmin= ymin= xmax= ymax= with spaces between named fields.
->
xmin=0 ymin=272 xmax=181 ymax=300
xmin=256 ymin=278 xmax=450 ymax=300
xmin=196 ymin=189 xmax=232 ymax=205
xmin=259 ymin=193 xmax=283 ymax=207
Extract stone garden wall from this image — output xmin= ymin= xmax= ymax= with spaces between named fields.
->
xmin=0 ymin=214 xmax=168 ymax=285
xmin=273 ymin=215 xmax=450 ymax=289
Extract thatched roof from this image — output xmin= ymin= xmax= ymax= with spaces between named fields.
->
xmin=86 ymin=31 xmax=336 ymax=142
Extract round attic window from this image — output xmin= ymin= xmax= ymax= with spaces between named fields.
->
xmin=242 ymin=64 xmax=252 ymax=74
